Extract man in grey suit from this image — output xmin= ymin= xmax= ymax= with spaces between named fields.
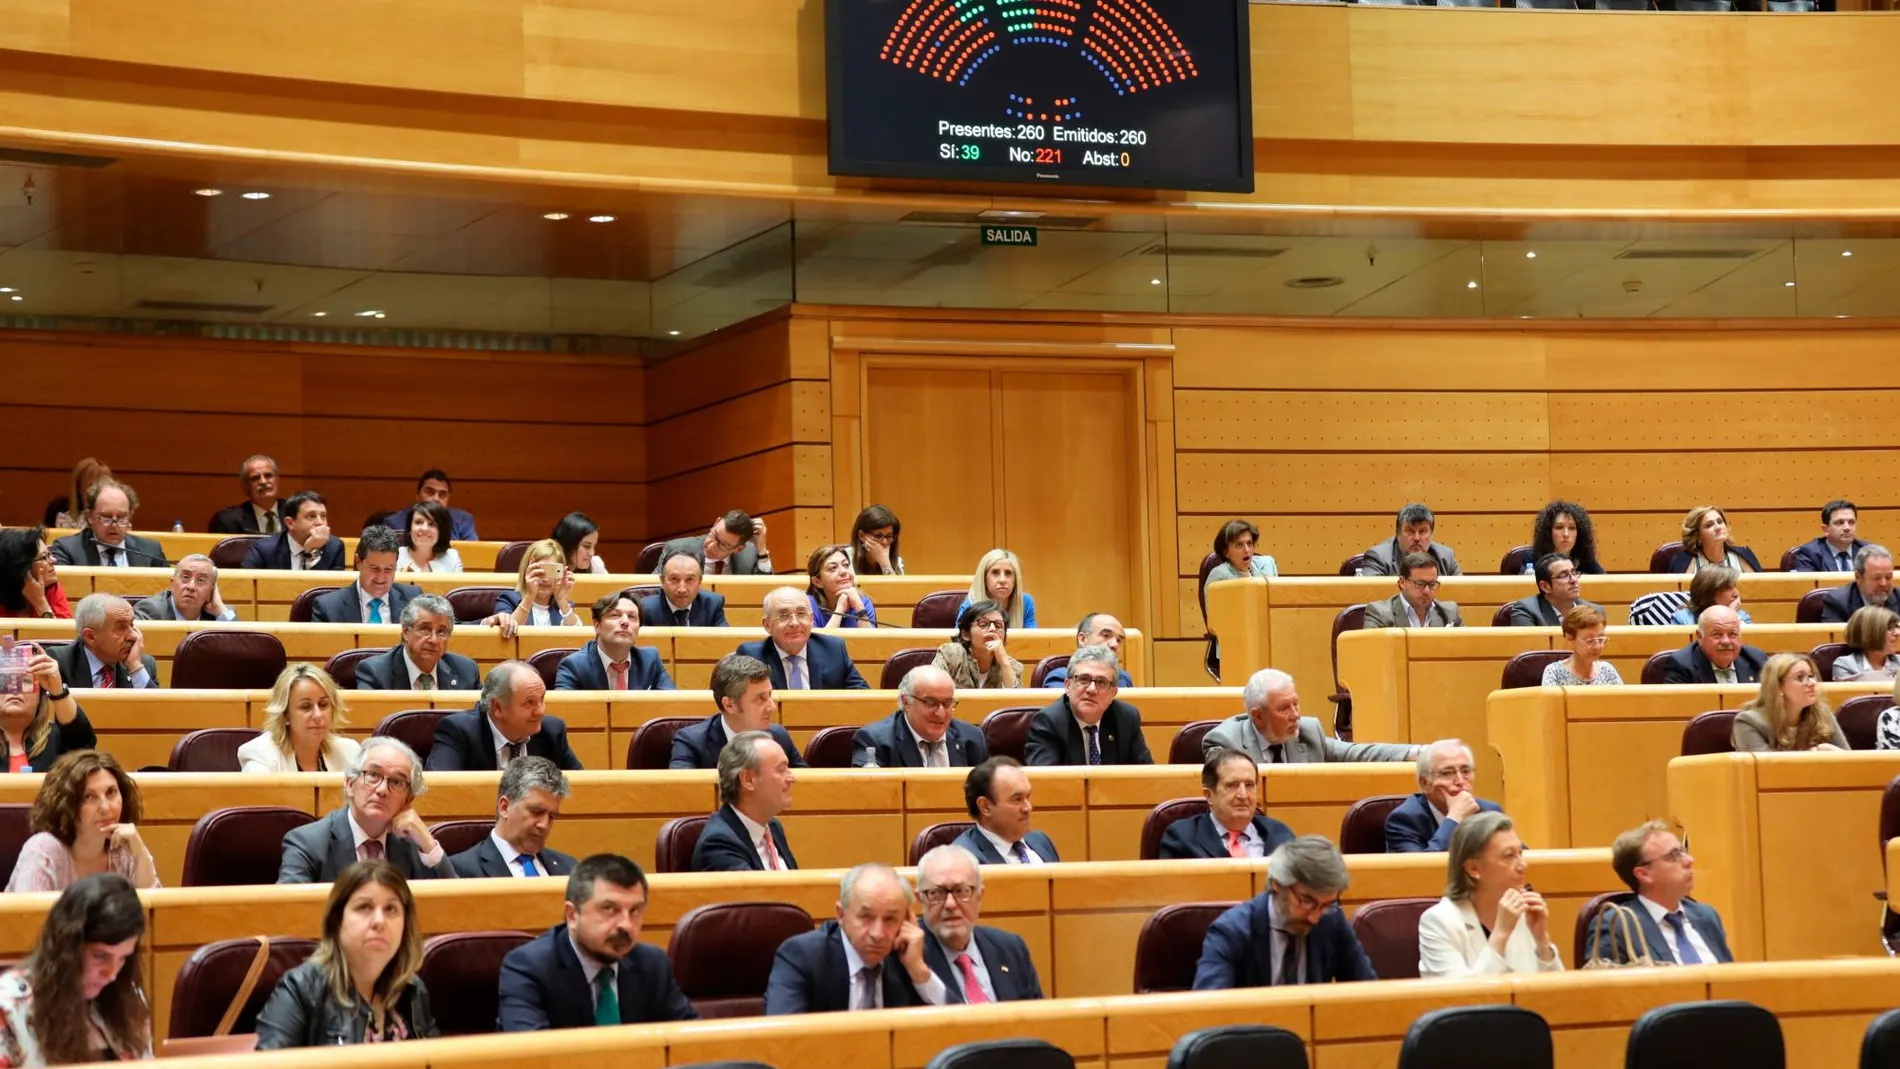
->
xmin=1362 ymin=552 xmax=1464 ymax=629
xmin=1202 ymin=668 xmax=1416 ymax=764
xmin=278 ymin=737 xmax=458 ymax=883
xmin=663 ymin=510 xmax=772 ymax=576
xmin=449 ymin=757 xmax=578 ymax=879
xmin=1585 ymin=820 xmax=1733 ymax=965
xmin=132 ymin=555 xmax=238 ymax=622
xmin=1355 ymin=503 xmax=1461 ymax=577
xmin=1506 ymin=553 xmax=1601 ymax=628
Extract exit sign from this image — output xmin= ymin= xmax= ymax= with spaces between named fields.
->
xmin=981 ymin=226 xmax=1038 ymax=247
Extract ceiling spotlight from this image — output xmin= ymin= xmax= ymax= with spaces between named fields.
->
xmin=354 ymin=309 xmax=382 ymax=317
xmin=543 ymin=212 xmax=569 ymax=221
xmin=375 ymin=312 xmax=386 ymax=319
xmin=311 ymin=311 xmax=328 ymax=317
xmin=1150 ymin=278 xmax=1162 ymax=286
xmin=1466 ymin=280 xmax=1478 ymax=289
xmin=1525 ymin=251 xmax=1537 ymax=259
xmin=193 ymin=188 xmax=223 ymax=197
xmin=1842 ymin=250 xmax=1854 ymax=257
xmin=1785 ymin=281 xmax=1796 ymax=287
xmin=667 ymin=330 xmax=681 ymax=336
xmin=0 ymin=287 xmax=13 ymax=293
xmin=7 ymin=295 xmax=19 ymax=302
xmin=587 ymin=214 xmax=615 ymax=223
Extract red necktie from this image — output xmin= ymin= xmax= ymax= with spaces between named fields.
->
xmin=956 ymin=953 xmax=991 ymax=1003
xmin=95 ymin=665 xmax=115 ymax=689
xmin=361 ymin=839 xmax=384 ymax=862
xmin=1226 ymin=830 xmax=1245 ymax=858
xmin=609 ymin=660 xmax=628 ymax=691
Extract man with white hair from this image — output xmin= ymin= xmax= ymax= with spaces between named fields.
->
xmin=764 ymin=863 xmax=948 ymax=1012
xmin=132 ymin=554 xmax=237 ymax=622
xmin=278 ymin=736 xmax=457 ymax=882
xmin=1384 ymin=739 xmax=1502 ymax=853
xmin=1202 ymin=668 xmax=1416 ymax=764
xmin=851 ymin=665 xmax=988 ymax=768
xmin=733 ymin=587 xmax=868 ymax=690
xmin=915 ymin=845 xmax=1043 ymax=1001
xmin=51 ymin=593 xmax=158 ymax=690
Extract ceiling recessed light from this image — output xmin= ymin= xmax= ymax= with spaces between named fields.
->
xmin=587 ymin=214 xmax=615 ymax=223
xmin=311 ymin=311 xmax=328 ymax=317
xmin=667 ymin=330 xmax=681 ymax=336
xmin=543 ymin=212 xmax=569 ymax=221
xmin=1842 ymin=250 xmax=1854 ymax=257
xmin=1466 ymin=280 xmax=1478 ymax=289
xmin=7 ymin=295 xmax=20 ymax=302
xmin=1149 ymin=278 xmax=1162 ymax=286
xmin=1785 ymin=281 xmax=1796 ymax=287
xmin=241 ymin=191 xmax=271 ymax=200
xmin=355 ymin=310 xmax=382 ymax=317
xmin=374 ymin=312 xmax=386 ymax=319
xmin=1836 ymin=314 xmax=1852 ymax=318
xmin=193 ymin=188 xmax=223 ymax=197
xmin=0 ymin=287 xmax=13 ymax=293
xmin=1525 ymin=251 xmax=1537 ymax=259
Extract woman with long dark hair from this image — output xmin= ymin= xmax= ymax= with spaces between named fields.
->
xmin=0 ymin=872 xmax=150 ymax=1065
xmin=849 ymin=505 xmax=905 ymax=576
xmin=0 ymin=529 xmax=70 ymax=621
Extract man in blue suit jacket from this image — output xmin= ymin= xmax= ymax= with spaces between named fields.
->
xmin=425 ymin=661 xmax=583 ymax=771
xmin=239 ymin=491 xmax=346 ymax=571
xmin=639 ymin=550 xmax=730 ymax=627
xmin=851 ymin=665 xmax=987 ymax=768
xmin=1385 ymin=740 xmax=1502 ymax=853
xmin=691 ymin=730 xmax=799 ymax=872
xmin=954 ymin=758 xmax=1059 ymax=865
xmin=555 ymin=592 xmax=675 ymax=690
xmin=1194 ymin=837 xmax=1377 ymax=988
xmin=309 ymin=527 xmax=420 ymax=625
xmin=670 ymin=654 xmax=807 ymax=770
xmin=1159 ymin=750 xmax=1295 ymax=860
xmin=1789 ymin=499 xmax=1867 ymax=573
xmin=382 ymin=470 xmax=480 ymax=541
xmin=1584 ymin=821 xmax=1734 ymax=965
xmin=916 ymin=845 xmax=1043 ymax=1001
xmin=765 ymin=864 xmax=952 ymax=1013
xmin=448 ymin=757 xmax=578 ymax=879
xmin=353 ymin=595 xmax=482 ymax=690
xmin=734 ymin=587 xmax=869 ymax=690
xmin=498 ymin=853 xmax=697 ymax=1029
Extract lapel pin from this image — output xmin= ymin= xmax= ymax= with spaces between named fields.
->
xmin=1107 ymin=735 xmax=1116 ymax=743
xmin=999 ymin=965 xmax=1010 ymax=973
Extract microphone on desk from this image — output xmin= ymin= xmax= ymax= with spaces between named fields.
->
xmin=96 ymin=541 xmax=172 ymax=568
xmin=835 ymin=608 xmax=907 ymax=629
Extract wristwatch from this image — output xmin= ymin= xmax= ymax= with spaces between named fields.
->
xmin=45 ymin=688 xmax=70 ymax=702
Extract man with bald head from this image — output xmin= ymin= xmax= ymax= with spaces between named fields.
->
xmin=734 ymin=587 xmax=868 ymax=690
xmin=764 ymin=863 xmax=951 ymax=1013
xmin=1040 ymin=612 xmax=1133 ymax=688
xmin=426 ymin=660 xmax=582 ymax=771
xmin=1201 ymin=668 xmax=1416 ymax=764
xmin=133 ymin=554 xmax=237 ymax=622
xmin=851 ymin=665 xmax=988 ymax=768
xmin=916 ymin=846 xmax=1043 ymax=1002
xmin=1660 ymin=604 xmax=1767 ymax=685
xmin=54 ymin=593 xmax=159 ymax=690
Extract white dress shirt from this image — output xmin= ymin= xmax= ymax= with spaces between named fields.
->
xmin=489 ymin=830 xmax=544 ymax=878
xmin=528 ymin=603 xmax=560 ymax=627
xmin=347 ymin=808 xmax=445 ymax=868
xmin=83 ymin=646 xmax=154 ymax=689
xmin=357 ymin=586 xmax=392 ymax=625
xmin=838 ymin=928 xmax=947 ymax=1008
xmin=252 ymin=505 xmax=280 ymax=534
xmin=1637 ymin=895 xmax=1717 ymax=965
xmin=977 ymin=824 xmax=1043 ymax=864
xmin=733 ymin=807 xmax=788 ymax=871
xmin=402 ymin=649 xmax=437 ymax=690
xmin=491 ymin=715 xmax=527 ymax=764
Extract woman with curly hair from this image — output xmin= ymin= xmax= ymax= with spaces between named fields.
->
xmin=6 ymin=751 xmax=156 ymax=893
xmin=0 ymin=872 xmax=150 ymax=1065
xmin=1524 ymin=502 xmax=1604 ymax=575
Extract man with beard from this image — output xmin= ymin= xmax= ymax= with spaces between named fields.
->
xmin=1193 ymin=836 xmax=1377 ymax=987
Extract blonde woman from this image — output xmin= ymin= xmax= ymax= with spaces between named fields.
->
xmin=958 ymin=549 xmax=1037 ymax=629
xmin=1732 ymin=652 xmax=1847 ymax=752
xmin=1666 ymin=506 xmax=1764 ymax=575
xmin=52 ymin=458 xmax=110 ymax=530
xmin=484 ymin=538 xmax=579 ymax=639
xmin=1834 ymin=606 xmax=1900 ymax=681
xmin=1418 ymin=811 xmax=1562 ymax=978
xmin=238 ymin=663 xmax=361 ymax=773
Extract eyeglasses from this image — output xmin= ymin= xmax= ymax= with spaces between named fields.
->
xmin=1576 ymin=636 xmax=1609 ymax=647
xmin=355 ymin=768 xmax=412 ymax=794
xmin=918 ymin=884 xmax=978 ymax=905
xmin=1404 ymin=578 xmax=1441 ymax=591
xmin=93 ymin=514 xmax=132 ymax=528
xmin=1431 ymin=765 xmax=1475 ymax=782
xmin=1549 ymin=571 xmax=1579 ymax=584
xmin=714 ymin=536 xmax=746 ymax=553
xmin=909 ymin=696 xmax=959 ymax=713
xmin=970 ymin=618 xmax=1005 ymax=631
xmin=863 ymin=531 xmax=895 ymax=545
xmin=1274 ymin=881 xmax=1339 ymax=914
xmin=406 ymin=626 xmax=454 ymax=640
xmin=1636 ymin=845 xmax=1688 ymax=867
xmin=1068 ymin=675 xmax=1116 ymax=691
xmin=769 ymin=610 xmax=813 ymax=624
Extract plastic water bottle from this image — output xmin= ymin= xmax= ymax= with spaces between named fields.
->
xmin=172 ymin=519 xmax=184 ymax=532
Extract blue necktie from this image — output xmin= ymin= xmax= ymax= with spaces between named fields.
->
xmin=1011 ymin=840 xmax=1032 ymax=863
xmin=520 ymin=855 xmax=539 ymax=876
xmin=1085 ymin=725 xmax=1102 ymax=766
xmin=1664 ymin=912 xmax=1702 ymax=964
xmin=368 ymin=599 xmax=383 ymax=624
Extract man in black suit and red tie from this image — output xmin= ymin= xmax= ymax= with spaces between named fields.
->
xmin=425 ymin=660 xmax=583 ymax=771
xmin=916 ymin=845 xmax=1043 ymax=1002
xmin=692 ymin=730 xmax=799 ymax=873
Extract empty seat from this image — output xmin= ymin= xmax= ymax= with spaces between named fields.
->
xmin=1648 ymin=542 xmax=1683 ymax=573
xmin=1498 ymin=546 xmax=1534 ymax=575
xmin=446 ymin=586 xmax=511 ymax=625
xmin=427 ymin=819 xmax=492 ymax=859
xmin=168 ymin=936 xmax=318 ymax=1039
xmin=1680 ymin=711 xmax=1737 ymax=756
xmin=1837 ymin=693 xmax=1890 ymax=751
xmin=1401 ymin=1005 xmax=1552 ymax=1069
xmin=912 ymin=590 xmax=965 ymax=629
xmin=372 ymin=709 xmax=448 ymax=764
xmin=1031 ymin=654 xmax=1070 ymax=687
xmin=1863 ymin=1009 xmax=1900 ymax=1069
xmin=910 ymin=821 xmax=974 ymax=866
xmin=1170 ymin=719 xmax=1222 ymax=765
xmin=634 ymin=541 xmax=669 ymax=575
xmin=1350 ymin=898 xmax=1436 ymax=980
xmin=1795 ymin=589 xmax=1829 ymax=624
xmin=1339 ymin=794 xmax=1408 ymax=855
xmin=526 ymin=647 xmax=576 ymax=690
xmin=1133 ymin=902 xmax=1235 ymax=993
xmin=494 ymin=541 xmax=534 ymax=575
xmin=168 ymin=728 xmax=255 ymax=773
xmin=1330 ymin=604 xmax=1368 ymax=739
xmin=1501 ymin=650 xmax=1567 ymax=689
xmin=655 ymin=815 xmax=708 ymax=874
xmin=668 ymin=902 xmax=816 ymax=1017
xmin=1140 ymin=798 xmax=1209 ymax=861
xmin=171 ymin=630 xmax=288 ymax=690
xmin=1197 ymin=551 xmax=1224 ymax=683
xmin=419 ymin=930 xmax=533 ymax=1035
xmin=0 ymin=804 xmax=32 ymax=888
xmin=1626 ymin=1000 xmax=1782 ymax=1069
xmin=181 ymin=806 xmax=316 ymax=886
xmin=287 ymin=587 xmax=336 ymax=624
xmin=1810 ymin=641 xmax=1853 ymax=683
xmin=925 ymin=1040 xmax=1073 ymax=1069
xmin=322 ymin=647 xmax=384 ymax=690
xmin=980 ymin=706 xmax=1038 ymax=762
xmin=1881 ymin=776 xmax=1900 ymax=951
xmin=209 ymin=536 xmax=262 ymax=570
xmin=880 ymin=647 xmax=937 ymax=690
xmin=627 ymin=715 xmax=700 ymax=770
xmin=803 ymin=725 xmax=857 ymax=769
xmin=1489 ymin=603 xmax=1516 ymax=627
xmin=1340 ymin=553 xmax=1374 ymax=575
xmin=1167 ymin=1025 xmax=1308 ymax=1069
xmin=1640 ymin=650 xmax=1676 ymax=685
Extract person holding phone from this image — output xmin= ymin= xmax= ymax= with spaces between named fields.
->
xmin=7 ymin=751 xmax=158 ymax=893
xmin=485 ymin=539 xmax=579 ymax=638
xmin=277 ymin=737 xmax=458 ymax=883
xmin=0 ymin=638 xmax=94 ymax=774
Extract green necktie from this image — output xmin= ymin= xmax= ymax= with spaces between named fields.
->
xmin=594 ymin=967 xmax=619 ymax=1026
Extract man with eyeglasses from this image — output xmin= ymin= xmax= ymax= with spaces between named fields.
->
xmin=1385 ymin=739 xmax=1501 ymax=853
xmin=1362 ymin=552 xmax=1464 ymax=629
xmin=278 ymin=736 xmax=457 ymax=882
xmin=734 ymin=587 xmax=869 ymax=691
xmin=1024 ymin=645 xmax=1153 ymax=766
xmin=1201 ymin=668 xmax=1417 ymax=765
xmin=1585 ymin=820 xmax=1732 ymax=965
xmin=664 ymin=509 xmax=770 ymax=576
xmin=132 ymin=554 xmax=237 ymax=622
xmin=851 ymin=664 xmax=988 ymax=768
xmin=49 ymin=479 xmax=167 ymax=569
xmin=765 ymin=863 xmax=944 ymax=1013
xmin=915 ymin=845 xmax=1043 ymax=1002
xmin=354 ymin=594 xmax=481 ymax=690
xmin=1506 ymin=553 xmax=1601 ymax=627
xmin=671 ymin=653 xmax=808 ymax=770
xmin=1194 ymin=836 xmax=1376 ymax=988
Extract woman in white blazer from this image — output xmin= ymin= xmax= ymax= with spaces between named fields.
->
xmin=1419 ymin=811 xmax=1564 ymax=978
xmin=237 ymin=663 xmax=363 ymax=774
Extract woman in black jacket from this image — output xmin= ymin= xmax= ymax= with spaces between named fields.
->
xmin=255 ymin=861 xmax=438 ymax=1047
xmin=0 ymin=639 xmax=95 ymax=774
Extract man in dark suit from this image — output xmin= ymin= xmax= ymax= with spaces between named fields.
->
xmin=734 ymin=588 xmax=869 ymax=691
xmin=1385 ymin=740 xmax=1503 ymax=853
xmin=955 ymin=757 xmax=1060 ymax=865
xmin=663 ymin=510 xmax=771 ymax=577
xmin=1039 ymin=613 xmax=1133 ymax=688
xmin=208 ymin=454 xmax=282 ymax=535
xmin=449 ymin=757 xmax=578 ymax=879
xmin=692 ymin=730 xmax=799 ymax=872
xmin=308 ymin=526 xmax=419 ymax=625
xmin=670 ymin=654 xmax=807 ymax=770
xmin=1194 ymin=837 xmax=1377 ymax=988
xmin=1819 ymin=544 xmax=1900 ymax=623
xmin=425 ymin=660 xmax=583 ymax=771
xmin=764 ymin=863 xmax=952 ymax=1013
xmin=1025 ymin=647 xmax=1152 ymax=766
xmin=354 ymin=594 xmax=482 ymax=691
xmin=1789 ymin=499 xmax=1868 ymax=573
xmin=1660 ymin=605 xmax=1768 ymax=685
xmin=239 ymin=491 xmax=346 ymax=571
xmin=1584 ymin=820 xmax=1733 ymax=966
xmin=1160 ymin=749 xmax=1295 ymax=860
xmin=1355 ymin=503 xmax=1462 ymax=577
xmin=639 ymin=550 xmax=729 ymax=627
xmin=54 ymin=594 xmax=159 ymax=690
xmin=278 ymin=737 xmax=458 ymax=882
xmin=851 ymin=665 xmax=987 ymax=768
xmin=1506 ymin=553 xmax=1602 ymax=627
xmin=498 ymin=853 xmax=697 ymax=1029
xmin=131 ymin=555 xmax=238 ymax=622
xmin=382 ymin=469 xmax=481 ymax=541
xmin=916 ymin=845 xmax=1043 ymax=1002
xmin=50 ymin=480 xmax=167 ymax=569
xmin=555 ymin=591 xmax=674 ymax=691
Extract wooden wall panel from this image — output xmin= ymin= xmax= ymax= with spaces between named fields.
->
xmin=863 ymin=365 xmax=1001 ymax=576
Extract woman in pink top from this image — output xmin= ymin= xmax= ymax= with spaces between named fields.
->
xmin=6 ymin=751 xmax=157 ymax=893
